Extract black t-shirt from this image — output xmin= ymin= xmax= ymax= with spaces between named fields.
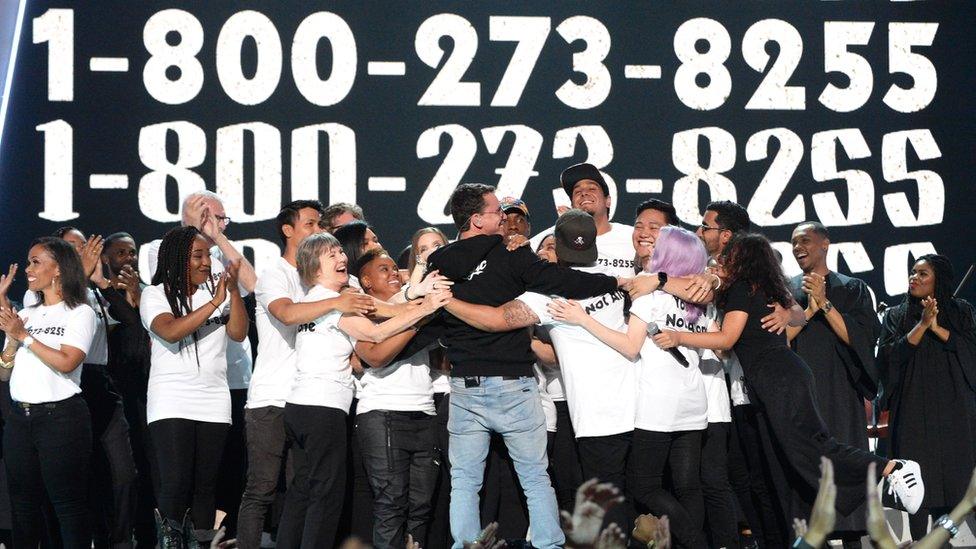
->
xmin=723 ymin=280 xmax=789 ymax=364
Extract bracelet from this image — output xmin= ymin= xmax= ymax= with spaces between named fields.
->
xmin=209 ymin=300 xmax=220 ymax=310
xmin=935 ymin=514 xmax=959 ymax=538
xmin=791 ymin=537 xmax=815 ymax=549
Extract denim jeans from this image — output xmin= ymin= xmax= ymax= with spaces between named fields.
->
xmin=4 ymin=394 xmax=93 ymax=549
xmin=447 ymin=376 xmax=563 ymax=549
xmin=356 ymin=410 xmax=439 ymax=549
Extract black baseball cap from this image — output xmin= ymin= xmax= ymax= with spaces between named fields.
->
xmin=554 ymin=209 xmax=598 ymax=265
xmin=561 ymin=163 xmax=610 ymax=197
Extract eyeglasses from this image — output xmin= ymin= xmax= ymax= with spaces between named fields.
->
xmin=477 ymin=208 xmax=504 ymax=217
xmin=215 ymin=215 xmax=232 ymax=226
xmin=698 ymin=223 xmax=725 ymax=232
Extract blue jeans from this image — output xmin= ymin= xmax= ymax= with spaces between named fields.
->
xmin=448 ymin=376 xmax=563 ymax=549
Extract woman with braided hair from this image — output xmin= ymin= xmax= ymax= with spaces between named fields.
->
xmin=879 ymin=254 xmax=976 ymax=541
xmin=139 ymin=226 xmax=248 ymax=546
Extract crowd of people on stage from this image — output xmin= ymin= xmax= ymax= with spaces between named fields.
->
xmin=0 ymin=161 xmax=973 ymax=549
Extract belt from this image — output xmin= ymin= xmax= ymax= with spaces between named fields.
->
xmin=12 ymin=394 xmax=82 ymax=416
xmin=463 ymin=375 xmax=527 ymax=388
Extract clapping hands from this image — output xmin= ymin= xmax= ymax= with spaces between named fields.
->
xmin=560 ymin=478 xmax=625 ymax=547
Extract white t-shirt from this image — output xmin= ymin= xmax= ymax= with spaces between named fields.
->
xmin=530 ymin=222 xmax=636 ymax=278
xmin=144 ymin=239 xmax=252 ymax=390
xmin=698 ymin=306 xmax=731 ymax=423
xmin=629 ymin=291 xmax=708 ymax=432
xmin=23 ymin=288 xmax=117 ymax=365
xmin=534 ymin=326 xmax=566 ymax=402
xmin=517 ymin=276 xmax=637 ymax=438
xmin=8 ymin=301 xmax=97 ymax=403
xmin=357 ymin=347 xmax=436 ymax=415
xmin=534 ymin=364 xmax=557 ymax=432
xmin=247 ymin=256 xmax=304 ymax=409
xmin=289 ymin=285 xmax=356 ymax=412
xmin=140 ymin=284 xmax=232 ymax=424
xmin=430 ymin=369 xmax=451 ymax=394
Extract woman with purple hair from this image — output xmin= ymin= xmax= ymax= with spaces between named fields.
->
xmin=550 ymin=226 xmax=711 ymax=548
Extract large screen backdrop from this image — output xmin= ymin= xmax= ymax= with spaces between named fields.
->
xmin=1 ymin=1 xmax=974 ymax=304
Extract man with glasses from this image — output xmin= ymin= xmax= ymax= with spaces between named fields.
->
xmin=696 ymin=200 xmax=751 ymax=259
xmin=424 ymin=184 xmax=630 ymax=549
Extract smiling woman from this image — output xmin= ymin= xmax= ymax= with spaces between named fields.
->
xmin=140 ymin=225 xmax=249 ymax=545
xmin=0 ymin=236 xmax=97 ymax=547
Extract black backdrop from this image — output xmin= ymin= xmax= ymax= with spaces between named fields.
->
xmin=1 ymin=1 xmax=974 ymax=303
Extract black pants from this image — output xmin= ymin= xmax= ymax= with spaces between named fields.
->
xmin=356 ymin=410 xmax=439 ymax=549
xmin=148 ymin=418 xmax=229 ymax=530
xmin=577 ymin=431 xmax=634 ymax=531
xmin=743 ymin=349 xmax=886 ymax=525
xmin=3 ymin=394 xmax=92 ymax=549
xmin=238 ymin=406 xmax=290 ymax=549
xmin=427 ymin=393 xmax=452 ymax=549
xmin=628 ymin=429 xmax=706 ymax=549
xmin=549 ymin=401 xmax=582 ymax=512
xmin=81 ymin=364 xmax=138 ymax=549
xmin=216 ymin=388 xmax=248 ymax=535
xmin=700 ymin=422 xmax=739 ymax=549
xmin=729 ymin=404 xmax=783 ymax=547
xmin=277 ymin=403 xmax=347 ymax=549
xmin=339 ymin=399 xmax=375 ymax=543
xmin=114 ymin=365 xmax=156 ymax=548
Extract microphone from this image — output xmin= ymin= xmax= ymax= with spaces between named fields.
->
xmin=647 ymin=322 xmax=690 ymax=367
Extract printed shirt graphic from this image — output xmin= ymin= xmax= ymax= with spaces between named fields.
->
xmin=530 ymin=222 xmax=636 ymax=278
xmin=140 ymin=284 xmax=232 ymax=424
xmin=9 ymin=301 xmax=97 ymax=403
xmin=289 ymin=285 xmax=356 ymax=412
xmin=629 ymin=290 xmax=709 ymax=432
xmin=517 ymin=262 xmax=637 ymax=438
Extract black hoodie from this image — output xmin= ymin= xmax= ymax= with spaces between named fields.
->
xmin=427 ymin=234 xmax=617 ymax=377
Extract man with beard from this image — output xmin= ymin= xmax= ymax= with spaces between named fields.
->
xmin=786 ymin=221 xmax=880 ymax=548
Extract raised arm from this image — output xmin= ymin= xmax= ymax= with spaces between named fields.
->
xmin=225 ymin=265 xmax=248 ymax=342
xmin=355 ymin=329 xmax=418 ymax=369
xmin=339 ymin=290 xmax=449 ymax=343
xmin=200 ymin=207 xmax=258 ymax=293
xmin=268 ymin=292 xmax=375 ymax=325
xmin=150 ymin=275 xmax=229 ymax=344
xmin=445 ymin=298 xmax=539 ymax=333
xmin=547 ymin=299 xmax=647 ymax=361
xmin=655 ymin=310 xmax=748 ymax=352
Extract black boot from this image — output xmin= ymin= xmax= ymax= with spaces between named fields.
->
xmin=155 ymin=509 xmax=189 ymax=549
xmin=180 ymin=510 xmax=202 ymax=549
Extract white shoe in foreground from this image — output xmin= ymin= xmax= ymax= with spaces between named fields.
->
xmin=882 ymin=459 xmax=925 ymax=514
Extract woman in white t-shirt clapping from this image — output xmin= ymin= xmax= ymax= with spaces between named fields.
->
xmin=140 ymin=226 xmax=248 ymax=543
xmin=550 ymin=226 xmax=711 ymax=549
xmin=0 ymin=237 xmax=98 ymax=548
xmin=276 ymin=233 xmax=449 ymax=549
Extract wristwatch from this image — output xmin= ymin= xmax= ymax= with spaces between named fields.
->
xmin=22 ymin=335 xmax=35 ymax=348
xmin=821 ymin=300 xmax=834 ymax=313
xmin=935 ymin=514 xmax=959 ymax=538
xmin=657 ymin=271 xmax=668 ymax=288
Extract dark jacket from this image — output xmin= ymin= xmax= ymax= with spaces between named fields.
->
xmin=427 ymin=234 xmax=617 ymax=377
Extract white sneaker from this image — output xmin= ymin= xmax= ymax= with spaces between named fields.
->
xmin=882 ymin=459 xmax=925 ymax=514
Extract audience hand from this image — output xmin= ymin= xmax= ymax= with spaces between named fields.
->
xmin=463 ymin=522 xmax=506 ymax=549
xmin=792 ymin=518 xmax=808 ymax=539
xmin=406 ymin=533 xmax=422 ymax=549
xmin=866 ymin=462 xmax=899 ymax=549
xmin=684 ymin=273 xmax=718 ymax=303
xmin=0 ymin=307 xmax=26 ymax=340
xmin=199 ymin=205 xmax=224 ymax=242
xmin=410 ymin=270 xmax=454 ymax=299
xmin=560 ymin=478 xmax=624 ymax=547
xmin=225 ymin=260 xmax=241 ymax=294
xmin=115 ymin=264 xmax=142 ymax=307
xmin=547 ymin=299 xmax=588 ymax=326
xmin=422 ymin=289 xmax=452 ymax=313
xmin=594 ymin=523 xmax=627 ymax=549
xmin=632 ymin=514 xmax=671 ymax=549
xmin=210 ymin=526 xmax=237 ymax=548
xmin=801 ymin=457 xmax=836 ymax=549
xmin=211 ymin=272 xmax=228 ymax=307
